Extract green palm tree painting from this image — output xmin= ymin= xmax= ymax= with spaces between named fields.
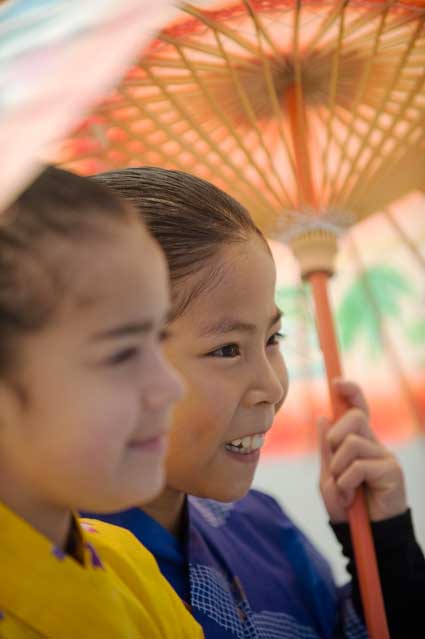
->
xmin=276 ymin=265 xmax=419 ymax=377
xmin=336 ymin=265 xmax=411 ymax=356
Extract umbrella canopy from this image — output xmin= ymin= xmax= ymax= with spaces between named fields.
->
xmin=0 ymin=0 xmax=179 ymax=211
xmin=58 ymin=0 xmax=425 ymax=228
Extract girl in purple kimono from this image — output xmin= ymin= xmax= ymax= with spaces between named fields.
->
xmin=90 ymin=167 xmax=425 ymax=639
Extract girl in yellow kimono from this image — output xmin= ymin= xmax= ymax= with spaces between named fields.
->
xmin=0 ymin=167 xmax=203 ymax=639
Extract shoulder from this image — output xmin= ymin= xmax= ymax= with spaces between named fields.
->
xmin=79 ymin=517 xmax=159 ymax=576
xmin=236 ymin=489 xmax=291 ymax=518
xmin=189 ymin=490 xmax=330 ymax=567
xmin=189 ymin=489 xmax=295 ymax=534
xmin=80 ymin=518 xmax=204 ymax=638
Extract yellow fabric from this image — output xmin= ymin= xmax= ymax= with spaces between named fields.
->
xmin=0 ymin=503 xmax=203 ymax=639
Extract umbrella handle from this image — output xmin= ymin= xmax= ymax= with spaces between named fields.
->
xmin=308 ymin=271 xmax=390 ymax=639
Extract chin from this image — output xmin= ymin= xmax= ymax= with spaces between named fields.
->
xmin=135 ymin=474 xmax=166 ymax=506
xmin=90 ymin=471 xmax=166 ymax=514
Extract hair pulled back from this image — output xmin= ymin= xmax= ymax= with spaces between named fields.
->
xmin=93 ymin=166 xmax=267 ymax=318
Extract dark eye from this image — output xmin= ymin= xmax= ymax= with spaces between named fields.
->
xmin=159 ymin=328 xmax=171 ymax=343
xmin=107 ymin=347 xmax=139 ymax=365
xmin=207 ymin=343 xmax=241 ymax=358
xmin=267 ymin=331 xmax=285 ymax=347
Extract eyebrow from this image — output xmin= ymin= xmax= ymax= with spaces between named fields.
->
xmin=91 ymin=320 xmax=155 ymax=341
xmin=199 ymin=308 xmax=283 ymax=338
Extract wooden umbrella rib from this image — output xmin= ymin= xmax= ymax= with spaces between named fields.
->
xmin=330 ymin=98 xmax=419 ymax=141
xmin=307 ymin=0 xmax=352 ymax=52
xmin=167 ymin=37 xmax=280 ymax=200
xmin=329 ymin=5 xmax=390 ymax=203
xmin=384 ymin=208 xmax=425 ymax=272
xmin=240 ymin=0 xmax=291 ymax=156
xmin=317 ymin=1 xmax=395 ymax=57
xmin=347 ymin=234 xmax=424 ymax=435
xmin=242 ymin=0 xmax=281 ymax=59
xmin=159 ymin=33 xmax=259 ymax=68
xmin=141 ymin=57 xmax=230 ymax=72
xmin=321 ymin=1 xmax=348 ymax=196
xmin=128 ymin=68 xmax=272 ymax=214
xmin=240 ymin=0 xmax=299 ymax=201
xmin=332 ymin=114 xmax=422 ymax=208
xmin=182 ymin=2 xmax=260 ymax=56
xmin=337 ymin=14 xmax=425 ymax=204
xmin=335 ymin=3 xmax=418 ymax=53
xmin=347 ymin=70 xmax=425 ymax=205
xmin=175 ymin=33 xmax=287 ymax=209
xmin=124 ymin=75 xmax=210 ymax=87
xmin=344 ymin=144 xmax=425 ymax=219
xmin=213 ymin=23 xmax=294 ymax=206
xmin=248 ymin=8 xmax=298 ymax=181
xmin=377 ymin=30 xmax=425 ymax=50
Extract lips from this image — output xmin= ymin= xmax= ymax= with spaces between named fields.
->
xmin=128 ymin=429 xmax=168 ymax=450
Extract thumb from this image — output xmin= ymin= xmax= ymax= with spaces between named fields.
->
xmin=332 ymin=378 xmax=369 ymax=416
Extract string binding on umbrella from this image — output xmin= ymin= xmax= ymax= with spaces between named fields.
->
xmin=274 ymin=209 xmax=354 ymax=278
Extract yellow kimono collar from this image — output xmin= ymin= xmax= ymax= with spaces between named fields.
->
xmin=0 ymin=501 xmax=175 ymax=638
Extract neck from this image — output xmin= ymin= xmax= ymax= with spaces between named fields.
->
xmin=0 ymin=481 xmax=72 ymax=550
xmin=142 ymin=486 xmax=186 ymax=537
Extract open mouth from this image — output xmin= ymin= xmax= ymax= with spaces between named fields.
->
xmin=225 ymin=433 xmax=265 ymax=455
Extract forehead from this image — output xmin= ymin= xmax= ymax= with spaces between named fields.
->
xmin=185 ymin=236 xmax=277 ymax=329
xmin=57 ymin=222 xmax=169 ymax=323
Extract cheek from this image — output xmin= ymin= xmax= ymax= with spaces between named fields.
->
xmin=165 ymin=385 xmax=230 ymax=471
xmin=274 ymin=352 xmax=289 ymax=403
xmin=54 ymin=388 xmax=139 ymax=470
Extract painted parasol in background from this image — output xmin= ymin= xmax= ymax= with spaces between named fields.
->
xmin=57 ymin=1 xmax=425 ymax=636
xmin=269 ymin=192 xmax=425 ymax=455
xmin=0 ymin=0 xmax=179 ymax=212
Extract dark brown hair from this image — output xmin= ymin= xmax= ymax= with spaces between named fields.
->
xmin=0 ymin=166 xmax=135 ymax=376
xmin=93 ymin=166 xmax=267 ymax=318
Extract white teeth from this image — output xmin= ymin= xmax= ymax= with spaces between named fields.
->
xmin=252 ymin=434 xmax=262 ymax=449
xmin=242 ymin=436 xmax=251 ymax=449
xmin=226 ymin=433 xmax=265 ymax=455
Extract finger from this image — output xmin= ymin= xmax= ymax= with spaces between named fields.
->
xmin=332 ymin=379 xmax=369 ymax=416
xmin=317 ymin=416 xmax=332 ymax=479
xmin=327 ymin=407 xmax=376 ymax=452
xmin=330 ymin=434 xmax=387 ymax=478
xmin=336 ymin=458 xmax=393 ymax=495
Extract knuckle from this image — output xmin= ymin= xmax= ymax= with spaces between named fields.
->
xmin=351 ymin=459 xmax=364 ymax=474
xmin=345 ymin=432 xmax=360 ymax=448
xmin=351 ymin=407 xmax=367 ymax=425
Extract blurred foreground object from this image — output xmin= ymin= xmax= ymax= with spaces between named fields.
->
xmin=0 ymin=0 xmax=179 ymax=211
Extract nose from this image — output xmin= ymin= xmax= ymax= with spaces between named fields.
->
xmin=244 ymin=353 xmax=288 ymax=408
xmin=143 ymin=348 xmax=185 ymax=410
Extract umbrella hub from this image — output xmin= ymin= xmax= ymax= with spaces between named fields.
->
xmin=288 ymin=227 xmax=338 ymax=280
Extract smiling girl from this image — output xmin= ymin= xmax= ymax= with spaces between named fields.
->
xmin=0 ymin=167 xmax=203 ymax=639
xmin=92 ymin=167 xmax=425 ymax=639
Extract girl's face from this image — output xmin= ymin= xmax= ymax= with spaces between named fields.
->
xmin=0 ymin=221 xmax=183 ymax=515
xmin=163 ymin=234 xmax=288 ymax=502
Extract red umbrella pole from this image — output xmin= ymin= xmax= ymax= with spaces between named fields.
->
xmin=309 ymin=272 xmax=389 ymax=639
xmin=285 ymin=86 xmax=389 ymax=638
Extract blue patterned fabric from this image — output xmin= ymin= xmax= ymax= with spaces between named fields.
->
xmin=87 ymin=490 xmax=368 ymax=639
